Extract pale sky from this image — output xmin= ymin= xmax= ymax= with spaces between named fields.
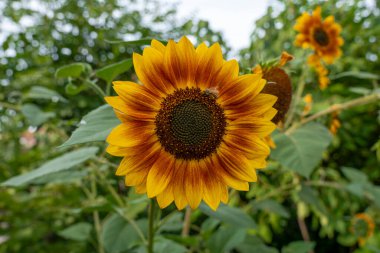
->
xmin=166 ymin=0 xmax=270 ymax=53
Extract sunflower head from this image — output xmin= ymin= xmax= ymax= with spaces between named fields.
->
xmin=294 ymin=6 xmax=344 ymax=64
xmin=105 ymin=37 xmax=278 ymax=210
xmin=252 ymin=52 xmax=293 ymax=124
xmin=352 ymin=213 xmax=375 ymax=246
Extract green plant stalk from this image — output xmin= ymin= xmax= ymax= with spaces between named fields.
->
xmin=148 ymin=199 xmax=156 ymax=253
xmin=285 ymin=64 xmax=307 ymax=128
xmin=287 ymin=92 xmax=380 ymax=133
xmin=106 ymin=81 xmax=112 ymax=96
xmin=89 ymin=173 xmax=105 ymax=253
xmin=85 ymin=79 xmax=106 ymax=98
xmin=93 ymin=167 xmax=148 ymax=244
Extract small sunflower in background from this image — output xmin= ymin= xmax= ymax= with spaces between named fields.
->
xmin=294 ymin=6 xmax=343 ymax=63
xmin=105 ymin=37 xmax=278 ymax=210
xmin=352 ymin=213 xmax=375 ymax=246
xmin=294 ymin=6 xmax=344 ymax=89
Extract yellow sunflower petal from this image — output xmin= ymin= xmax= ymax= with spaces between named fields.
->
xmin=156 ymin=184 xmax=174 ymax=208
xmin=146 ymin=152 xmax=175 ymax=198
xmin=185 ymin=161 xmax=203 ymax=209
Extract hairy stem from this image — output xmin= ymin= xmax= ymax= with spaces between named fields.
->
xmin=297 ymin=217 xmax=314 ymax=253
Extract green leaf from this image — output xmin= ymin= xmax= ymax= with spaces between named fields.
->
xmin=105 ymin=38 xmax=167 ymax=46
xmin=157 ymin=212 xmax=183 ymax=232
xmin=206 ymin=226 xmax=246 ymax=253
xmin=101 ymin=214 xmax=147 ymax=253
xmin=96 ymin=59 xmax=133 ymax=84
xmin=330 ymin=71 xmax=380 ymax=80
xmin=153 ymin=237 xmax=188 ymax=253
xmin=30 ymin=170 xmax=88 ymax=185
xmin=1 ymin=147 xmax=98 ymax=187
xmin=200 ymin=203 xmax=257 ymax=229
xmin=252 ymin=199 xmax=290 ymax=218
xmin=60 ymin=105 xmax=120 ymax=147
xmin=282 ymin=241 xmax=315 ymax=253
xmin=55 ymin=63 xmax=88 ymax=78
xmin=21 ymin=103 xmax=55 ymax=126
xmin=26 ymin=86 xmax=68 ymax=102
xmin=237 ymin=235 xmax=279 ymax=253
xmin=342 ymin=167 xmax=368 ymax=183
xmin=271 ymin=123 xmax=332 ymax=178
xmin=298 ymin=185 xmax=327 ymax=215
xmin=57 ymin=222 xmax=92 ymax=241
xmin=345 ymin=183 xmax=365 ymax=197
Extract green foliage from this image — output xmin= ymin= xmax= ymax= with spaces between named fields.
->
xmin=1 ymin=0 xmax=379 ymax=252
xmin=60 ymin=105 xmax=120 ymax=147
xmin=2 ymin=147 xmax=98 ymax=186
xmin=271 ymin=123 xmax=332 ymax=178
xmin=200 ymin=203 xmax=257 ymax=229
xmin=58 ymin=222 xmax=93 ymax=241
xmin=96 ymin=59 xmax=133 ymax=84
xmin=101 ymin=214 xmax=147 ymax=253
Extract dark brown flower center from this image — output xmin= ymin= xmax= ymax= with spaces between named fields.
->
xmin=313 ymin=28 xmax=329 ymax=46
xmin=155 ymin=87 xmax=226 ymax=160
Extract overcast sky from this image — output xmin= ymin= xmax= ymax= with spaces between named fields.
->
xmin=166 ymin=0 xmax=270 ymax=52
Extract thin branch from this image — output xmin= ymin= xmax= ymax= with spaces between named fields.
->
xmin=287 ymin=93 xmax=379 ymax=133
xmin=181 ymin=206 xmax=192 ymax=237
xmin=297 ymin=217 xmax=314 ymax=253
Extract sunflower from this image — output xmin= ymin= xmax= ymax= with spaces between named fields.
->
xmin=352 ymin=213 xmax=375 ymax=246
xmin=105 ymin=37 xmax=277 ymax=210
xmin=294 ymin=6 xmax=344 ymax=64
xmin=307 ymin=54 xmax=330 ymax=89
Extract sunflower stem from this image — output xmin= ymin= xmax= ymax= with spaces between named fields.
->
xmin=84 ymin=79 xmax=106 ymax=98
xmin=89 ymin=173 xmax=105 ymax=253
xmin=181 ymin=206 xmax=192 ymax=237
xmin=148 ymin=199 xmax=156 ymax=253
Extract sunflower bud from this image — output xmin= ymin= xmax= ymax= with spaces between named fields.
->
xmin=253 ymin=52 xmax=293 ymax=124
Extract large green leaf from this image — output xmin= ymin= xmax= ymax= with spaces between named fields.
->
xmin=206 ymin=226 xmax=246 ymax=253
xmin=200 ymin=203 xmax=257 ymax=229
xmin=101 ymin=214 xmax=147 ymax=253
xmin=282 ymin=241 xmax=315 ymax=253
xmin=21 ymin=103 xmax=55 ymax=126
xmin=96 ymin=59 xmax=133 ymax=84
xmin=55 ymin=63 xmax=88 ymax=78
xmin=251 ymin=199 xmax=290 ymax=218
xmin=26 ymin=86 xmax=68 ymax=102
xmin=57 ymin=222 xmax=92 ymax=241
xmin=60 ymin=105 xmax=120 ymax=147
xmin=342 ymin=167 xmax=369 ymax=183
xmin=271 ymin=123 xmax=332 ymax=178
xmin=237 ymin=235 xmax=279 ymax=253
xmin=153 ymin=237 xmax=188 ymax=253
xmin=298 ymin=185 xmax=327 ymax=215
xmin=1 ymin=147 xmax=98 ymax=187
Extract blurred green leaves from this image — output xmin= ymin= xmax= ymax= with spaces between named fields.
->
xmin=101 ymin=214 xmax=147 ymax=253
xmin=271 ymin=123 xmax=332 ymax=178
xmin=200 ymin=203 xmax=257 ymax=229
xmin=58 ymin=222 xmax=93 ymax=241
xmin=60 ymin=105 xmax=120 ymax=147
xmin=96 ymin=59 xmax=133 ymax=84
xmin=2 ymin=147 xmax=98 ymax=186
xmin=21 ymin=103 xmax=55 ymax=126
xmin=55 ymin=63 xmax=90 ymax=79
